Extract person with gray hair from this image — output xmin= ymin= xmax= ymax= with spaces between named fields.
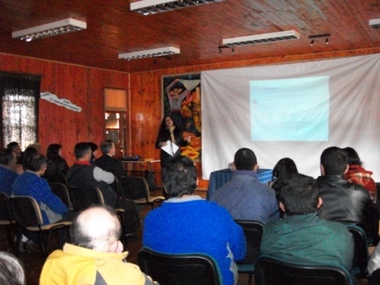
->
xmin=0 ymin=251 xmax=25 ymax=285
xmin=95 ymin=140 xmax=126 ymax=178
xmin=40 ymin=205 xmax=157 ymax=285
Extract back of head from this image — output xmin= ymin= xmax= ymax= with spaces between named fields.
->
xmin=70 ymin=206 xmax=121 ymax=252
xmin=273 ymin=157 xmax=298 ymax=179
xmin=342 ymin=147 xmax=362 ymax=166
xmin=100 ymin=140 xmax=113 ymax=155
xmin=320 ymin=146 xmax=348 ymax=175
xmin=163 ymin=155 xmax=197 ymax=198
xmin=7 ymin=142 xmax=20 ymax=153
xmin=22 ymin=146 xmax=38 ymax=169
xmin=74 ymin=142 xmax=91 ymax=159
xmin=234 ymin=148 xmax=257 ymax=170
xmin=278 ymin=174 xmax=319 ymax=215
xmin=0 ymin=251 xmax=25 ymax=285
xmin=27 ymin=143 xmax=41 ymax=154
xmin=25 ymin=154 xmax=47 ymax=172
xmin=46 ymin=144 xmax=62 ymax=159
xmin=87 ymin=142 xmax=98 ymax=152
xmin=0 ymin=149 xmax=15 ymax=166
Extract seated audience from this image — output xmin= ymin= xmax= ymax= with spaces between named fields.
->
xmin=40 ymin=205 xmax=157 ymax=285
xmin=88 ymin=142 xmax=99 ymax=165
xmin=209 ymin=148 xmax=279 ymax=223
xmin=316 ymin=147 xmax=373 ymax=227
xmin=44 ymin=143 xmax=69 ymax=177
xmin=261 ymin=173 xmax=354 ymax=270
xmin=0 ymin=251 xmax=25 ymax=285
xmin=343 ymin=146 xmax=377 ymax=202
xmin=22 ymin=146 xmax=38 ymax=171
xmin=271 ymin=157 xmax=298 ymax=194
xmin=95 ymin=140 xmax=126 ymax=178
xmin=143 ymin=155 xmax=246 ymax=285
xmin=27 ymin=142 xmax=42 ymax=155
xmin=67 ymin=142 xmax=138 ymax=235
xmin=0 ymin=149 xmax=19 ymax=195
xmin=7 ymin=141 xmax=23 ymax=171
xmin=12 ymin=154 xmax=69 ymax=224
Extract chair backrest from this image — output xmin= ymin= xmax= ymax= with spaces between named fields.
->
xmin=369 ymin=268 xmax=380 ymax=285
xmin=0 ymin=192 xmax=13 ymax=223
xmin=255 ymin=256 xmax=353 ymax=285
xmin=44 ymin=173 xmax=68 ymax=187
xmin=138 ymin=247 xmax=221 ymax=285
xmin=121 ymin=176 xmax=149 ymax=201
xmin=69 ymin=186 xmax=103 ymax=211
xmin=10 ymin=196 xmax=44 ymax=227
xmin=235 ymin=220 xmax=264 ymax=264
xmin=345 ymin=223 xmax=369 ymax=277
xmin=49 ymin=182 xmax=71 ymax=208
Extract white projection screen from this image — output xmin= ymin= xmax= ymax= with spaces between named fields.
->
xmin=201 ymin=54 xmax=380 ymax=181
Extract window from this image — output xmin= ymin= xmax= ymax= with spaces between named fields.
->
xmin=0 ymin=72 xmax=41 ymax=149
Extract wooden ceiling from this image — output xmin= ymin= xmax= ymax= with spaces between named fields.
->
xmin=1 ymin=0 xmax=380 ymax=73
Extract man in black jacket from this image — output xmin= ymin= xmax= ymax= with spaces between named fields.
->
xmin=317 ymin=146 xmax=378 ymax=243
xmin=95 ymin=140 xmax=126 ymax=178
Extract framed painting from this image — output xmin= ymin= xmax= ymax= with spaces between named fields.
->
xmin=162 ymin=73 xmax=201 ymax=161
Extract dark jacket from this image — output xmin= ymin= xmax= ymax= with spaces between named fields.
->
xmin=316 ymin=175 xmax=373 ymax=225
xmin=45 ymin=156 xmax=69 ymax=176
xmin=95 ymin=155 xmax=126 ymax=178
xmin=155 ymin=127 xmax=188 ymax=168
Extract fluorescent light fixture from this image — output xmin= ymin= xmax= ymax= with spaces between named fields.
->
xmin=118 ymin=46 xmax=180 ymax=61
xmin=131 ymin=0 xmax=224 ymax=15
xmin=12 ymin=18 xmax=87 ymax=42
xmin=369 ymin=18 xmax=380 ymax=29
xmin=222 ymin=30 xmax=300 ymax=47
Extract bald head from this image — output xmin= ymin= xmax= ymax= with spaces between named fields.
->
xmin=70 ymin=206 xmax=121 ymax=252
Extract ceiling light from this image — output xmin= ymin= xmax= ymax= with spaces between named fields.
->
xmin=131 ymin=0 xmax=224 ymax=15
xmin=12 ymin=18 xmax=86 ymax=42
xmin=308 ymin=33 xmax=331 ymax=46
xmin=369 ymin=18 xmax=380 ymax=29
xmin=118 ymin=46 xmax=180 ymax=61
xmin=222 ymin=30 xmax=300 ymax=47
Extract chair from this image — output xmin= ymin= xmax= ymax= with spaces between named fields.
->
xmin=235 ymin=220 xmax=264 ymax=285
xmin=44 ymin=173 xmax=68 ymax=188
xmin=69 ymin=186 xmax=128 ymax=246
xmin=369 ymin=268 xmax=380 ymax=285
xmin=336 ymin=221 xmax=369 ymax=278
xmin=10 ymin=196 xmax=71 ymax=257
xmin=254 ymin=256 xmax=353 ymax=285
xmin=138 ymin=247 xmax=221 ymax=285
xmin=121 ymin=176 xmax=165 ymax=209
xmin=0 ymin=192 xmax=16 ymax=252
xmin=49 ymin=182 xmax=72 ymax=210
xmin=345 ymin=223 xmax=369 ymax=278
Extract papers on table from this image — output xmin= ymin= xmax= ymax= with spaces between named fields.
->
xmin=161 ymin=140 xmax=179 ymax=156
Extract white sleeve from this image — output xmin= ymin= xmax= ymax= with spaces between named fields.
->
xmin=368 ymin=244 xmax=380 ymax=275
xmin=93 ymin=166 xmax=115 ymax=184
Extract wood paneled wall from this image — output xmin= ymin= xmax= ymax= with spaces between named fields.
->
xmin=1 ymin=48 xmax=379 ymax=187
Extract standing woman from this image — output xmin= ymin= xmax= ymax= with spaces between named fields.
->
xmin=155 ymin=115 xmax=190 ymax=169
xmin=45 ymin=144 xmax=69 ymax=176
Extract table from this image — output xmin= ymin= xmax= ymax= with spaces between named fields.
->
xmin=206 ymin=168 xmax=273 ymax=200
xmin=122 ymin=159 xmax=161 ymax=189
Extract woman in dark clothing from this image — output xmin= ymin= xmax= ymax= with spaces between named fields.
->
xmin=155 ymin=115 xmax=190 ymax=169
xmin=45 ymin=144 xmax=69 ymax=176
xmin=271 ymin=157 xmax=299 ymax=195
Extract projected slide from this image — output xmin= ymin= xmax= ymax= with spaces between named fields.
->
xmin=250 ymin=76 xmax=330 ymax=141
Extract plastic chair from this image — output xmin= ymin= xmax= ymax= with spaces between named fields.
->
xmin=254 ymin=255 xmax=353 ymax=285
xmin=121 ymin=176 xmax=165 ymax=209
xmin=10 ymin=196 xmax=71 ymax=257
xmin=138 ymin=247 xmax=221 ymax=285
xmin=345 ymin=223 xmax=369 ymax=278
xmin=0 ymin=192 xmax=16 ymax=251
xmin=49 ymin=182 xmax=72 ymax=210
xmin=235 ymin=220 xmax=264 ymax=285
xmin=44 ymin=173 xmax=68 ymax=188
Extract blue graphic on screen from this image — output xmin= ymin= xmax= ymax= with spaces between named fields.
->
xmin=250 ymin=76 xmax=329 ymax=141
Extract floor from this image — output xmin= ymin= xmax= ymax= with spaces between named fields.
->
xmin=0 ymin=189 xmax=372 ymax=285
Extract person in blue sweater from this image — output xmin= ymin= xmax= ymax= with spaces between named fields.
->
xmin=143 ymin=155 xmax=246 ymax=285
xmin=0 ymin=149 xmax=19 ymax=195
xmin=12 ymin=154 xmax=69 ymax=224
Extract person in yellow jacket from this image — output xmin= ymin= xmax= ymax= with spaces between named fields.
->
xmin=40 ymin=205 xmax=157 ymax=285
